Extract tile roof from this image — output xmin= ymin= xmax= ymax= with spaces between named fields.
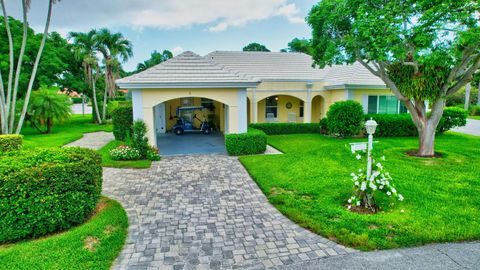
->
xmin=117 ymin=51 xmax=386 ymax=88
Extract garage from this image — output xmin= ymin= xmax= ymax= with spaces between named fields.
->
xmin=115 ymin=51 xmax=258 ymax=155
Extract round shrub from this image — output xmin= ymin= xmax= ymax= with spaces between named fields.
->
xmin=0 ymin=147 xmax=102 ymax=243
xmin=326 ymin=100 xmax=364 ymax=137
xmin=437 ymin=107 xmax=468 ymax=133
xmin=112 ymin=105 xmax=133 ymax=141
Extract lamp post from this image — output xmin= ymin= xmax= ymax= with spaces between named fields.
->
xmin=365 ymin=118 xmax=378 ymax=179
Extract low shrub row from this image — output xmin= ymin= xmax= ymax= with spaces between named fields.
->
xmin=248 ymin=123 xmax=319 ymax=135
xmin=0 ymin=134 xmax=23 ymax=152
xmin=365 ymin=107 xmax=468 ymax=137
xmin=0 ymin=147 xmax=102 ymax=243
xmin=469 ymin=105 xmax=480 ymax=116
xmin=225 ymin=128 xmax=267 ymax=155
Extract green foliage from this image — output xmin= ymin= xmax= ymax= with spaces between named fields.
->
xmin=28 ymin=87 xmax=72 ymax=133
xmin=365 ymin=114 xmax=417 ymax=137
xmin=387 ymin=62 xmax=449 ymax=100
xmin=470 ymin=105 xmax=480 ymax=116
xmin=99 ymin=140 xmax=152 ymax=169
xmin=248 ymin=123 xmax=320 ymax=135
xmin=146 ymin=146 xmax=161 ymax=161
xmin=0 ymin=197 xmax=128 ymax=270
xmin=437 ymin=107 xmax=468 ymax=133
xmin=225 ymin=128 xmax=267 ymax=156
xmin=111 ymin=106 xmax=133 ymax=141
xmin=242 ymin=42 xmax=270 ymax=52
xmin=319 ymin=117 xmax=329 ymax=134
xmin=287 ymin=38 xmax=313 ymax=55
xmin=0 ymin=134 xmax=23 ymax=152
xmin=106 ymin=100 xmax=132 ymax=119
xmin=132 ymin=120 xmax=149 ymax=158
xmin=135 ymin=50 xmax=173 ymax=73
xmin=326 ymin=101 xmax=364 ymax=137
xmin=0 ymin=147 xmax=102 ymax=243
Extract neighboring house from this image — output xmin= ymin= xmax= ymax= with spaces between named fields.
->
xmin=116 ymin=51 xmax=404 ymax=146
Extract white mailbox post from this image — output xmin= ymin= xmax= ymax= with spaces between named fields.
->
xmin=365 ymin=118 xmax=378 ymax=179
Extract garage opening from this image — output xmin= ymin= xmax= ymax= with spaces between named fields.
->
xmin=153 ymin=97 xmax=228 ymax=155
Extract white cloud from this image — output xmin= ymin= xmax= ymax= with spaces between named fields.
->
xmin=171 ymin=46 xmax=184 ymax=55
xmin=4 ymin=0 xmax=305 ymax=34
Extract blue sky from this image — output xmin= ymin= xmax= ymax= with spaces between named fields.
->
xmin=5 ymin=0 xmax=317 ymax=71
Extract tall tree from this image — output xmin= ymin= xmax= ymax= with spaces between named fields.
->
xmin=287 ymin=38 xmax=313 ymax=55
xmin=68 ymin=30 xmax=103 ymax=124
xmin=95 ymin=28 xmax=133 ymax=121
xmin=0 ymin=0 xmax=60 ymax=134
xmin=308 ymin=0 xmax=480 ymax=156
xmin=136 ymin=50 xmax=172 ymax=72
xmin=242 ymin=42 xmax=270 ymax=52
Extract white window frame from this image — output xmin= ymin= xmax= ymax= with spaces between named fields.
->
xmin=368 ymin=95 xmax=406 ymax=114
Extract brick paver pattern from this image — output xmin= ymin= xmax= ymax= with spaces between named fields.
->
xmin=103 ymin=154 xmax=356 ymax=270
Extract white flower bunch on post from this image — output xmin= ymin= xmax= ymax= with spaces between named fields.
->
xmin=347 ymin=154 xmax=403 ymax=213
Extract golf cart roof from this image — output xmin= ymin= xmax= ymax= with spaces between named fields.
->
xmin=177 ymin=106 xmax=204 ymax=111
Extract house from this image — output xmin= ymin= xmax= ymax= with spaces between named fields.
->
xmin=116 ymin=51 xmax=405 ymax=147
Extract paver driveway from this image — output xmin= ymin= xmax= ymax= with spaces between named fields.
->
xmin=103 ymin=154 xmax=354 ymax=269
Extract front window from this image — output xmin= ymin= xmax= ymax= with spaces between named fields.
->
xmin=265 ymin=96 xmax=278 ymax=119
xmin=368 ymin=95 xmax=407 ymax=114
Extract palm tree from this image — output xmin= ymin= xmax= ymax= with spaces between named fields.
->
xmin=68 ymin=30 xmax=103 ymax=124
xmin=95 ymin=28 xmax=133 ymax=121
xmin=28 ymin=88 xmax=71 ymax=134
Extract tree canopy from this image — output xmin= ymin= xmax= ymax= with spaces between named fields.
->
xmin=136 ymin=50 xmax=173 ymax=73
xmin=286 ymin=38 xmax=313 ymax=55
xmin=242 ymin=42 xmax=270 ymax=52
xmin=307 ymin=0 xmax=480 ymax=156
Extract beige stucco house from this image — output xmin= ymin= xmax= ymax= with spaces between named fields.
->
xmin=116 ymin=51 xmax=405 ymax=146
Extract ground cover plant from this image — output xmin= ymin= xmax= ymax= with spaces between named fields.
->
xmin=240 ymin=133 xmax=480 ymax=250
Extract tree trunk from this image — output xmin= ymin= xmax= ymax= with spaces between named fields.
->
xmin=46 ymin=118 xmax=52 ymax=134
xmin=464 ymin=83 xmax=471 ymax=110
xmin=9 ymin=0 xmax=28 ymax=132
xmin=102 ymin=78 xmax=108 ymax=122
xmin=412 ymin=99 xmax=445 ymax=157
xmin=91 ymin=77 xmax=103 ymax=124
xmin=477 ymin=81 xmax=480 ymax=106
xmin=15 ymin=0 xmax=54 ymax=134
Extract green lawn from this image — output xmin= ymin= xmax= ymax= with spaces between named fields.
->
xmin=469 ymin=115 xmax=480 ymax=120
xmin=240 ymin=133 xmax=480 ymax=250
xmin=21 ymin=115 xmax=112 ymax=150
xmin=99 ymin=140 xmax=152 ymax=169
xmin=0 ymin=197 xmax=128 ymax=270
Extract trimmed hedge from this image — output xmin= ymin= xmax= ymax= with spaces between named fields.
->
xmin=365 ymin=107 xmax=467 ymax=137
xmin=225 ymin=128 xmax=267 ymax=155
xmin=248 ymin=123 xmax=320 ymax=135
xmin=364 ymin=114 xmax=417 ymax=137
xmin=327 ymin=100 xmax=364 ymax=137
xmin=0 ymin=147 xmax=102 ymax=243
xmin=0 ymin=134 xmax=23 ymax=152
xmin=112 ymin=105 xmax=133 ymax=141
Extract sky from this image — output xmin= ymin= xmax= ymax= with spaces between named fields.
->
xmin=4 ymin=0 xmax=317 ymax=72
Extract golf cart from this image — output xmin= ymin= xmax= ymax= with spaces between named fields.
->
xmin=172 ymin=106 xmax=212 ymax=135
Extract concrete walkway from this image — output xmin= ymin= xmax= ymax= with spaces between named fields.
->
xmin=452 ymin=119 xmax=480 ymax=136
xmin=64 ymin=131 xmax=114 ymax=150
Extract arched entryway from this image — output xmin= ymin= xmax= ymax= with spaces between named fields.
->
xmin=256 ymin=95 xmax=306 ymax=123
xmin=153 ymin=96 xmax=229 ymax=155
xmin=311 ymin=95 xmax=326 ymax=122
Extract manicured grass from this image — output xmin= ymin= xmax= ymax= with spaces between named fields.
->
xmin=469 ymin=115 xmax=480 ymax=120
xmin=99 ymin=140 xmax=152 ymax=169
xmin=21 ymin=115 xmax=112 ymax=150
xmin=240 ymin=133 xmax=480 ymax=250
xmin=0 ymin=197 xmax=128 ymax=270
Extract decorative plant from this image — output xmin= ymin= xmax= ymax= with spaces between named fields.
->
xmin=109 ymin=145 xmax=141 ymax=161
xmin=347 ymin=151 xmax=403 ymax=213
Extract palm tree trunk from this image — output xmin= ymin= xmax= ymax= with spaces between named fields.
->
xmin=46 ymin=117 xmax=52 ymax=134
xmin=9 ymin=0 xmax=29 ymax=132
xmin=0 ymin=0 xmax=14 ymax=134
xmin=102 ymin=81 xmax=108 ymax=122
xmin=15 ymin=0 xmax=54 ymax=134
xmin=91 ymin=77 xmax=103 ymax=124
xmin=0 ymin=69 xmax=7 ymax=134
xmin=477 ymin=81 xmax=480 ymax=106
